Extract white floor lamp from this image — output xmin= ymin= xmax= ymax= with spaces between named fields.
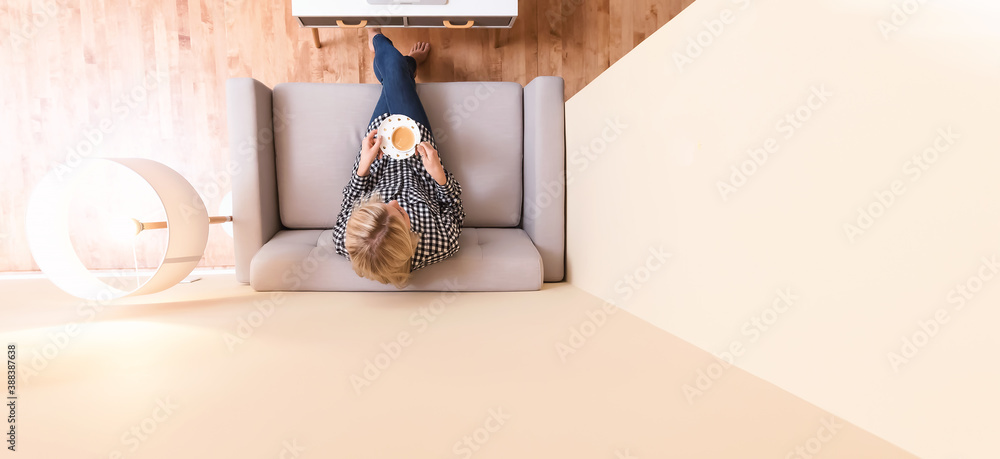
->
xmin=26 ymin=158 xmax=231 ymax=300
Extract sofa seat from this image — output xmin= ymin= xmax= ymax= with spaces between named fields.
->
xmin=249 ymin=228 xmax=543 ymax=292
xmin=227 ymin=76 xmax=565 ymax=291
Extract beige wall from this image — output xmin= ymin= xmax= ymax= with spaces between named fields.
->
xmin=565 ymin=0 xmax=1000 ymax=458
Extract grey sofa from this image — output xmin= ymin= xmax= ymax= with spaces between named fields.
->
xmin=226 ymin=77 xmax=565 ymax=291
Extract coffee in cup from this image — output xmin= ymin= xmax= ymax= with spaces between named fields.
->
xmin=391 ymin=126 xmax=416 ymax=151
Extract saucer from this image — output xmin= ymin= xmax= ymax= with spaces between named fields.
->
xmin=378 ymin=115 xmax=421 ymax=160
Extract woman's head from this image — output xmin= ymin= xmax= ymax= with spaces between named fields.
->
xmin=344 ymin=192 xmax=418 ymax=288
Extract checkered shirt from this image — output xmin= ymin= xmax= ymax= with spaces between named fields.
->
xmin=332 ymin=113 xmax=466 ymax=271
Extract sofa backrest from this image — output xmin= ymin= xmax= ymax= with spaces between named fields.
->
xmin=271 ymin=82 xmax=523 ymax=229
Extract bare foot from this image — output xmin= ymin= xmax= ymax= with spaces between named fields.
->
xmin=408 ymin=42 xmax=431 ymax=66
xmin=367 ymin=28 xmax=382 ymax=52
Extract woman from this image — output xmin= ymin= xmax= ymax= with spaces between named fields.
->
xmin=331 ymin=29 xmax=466 ymax=288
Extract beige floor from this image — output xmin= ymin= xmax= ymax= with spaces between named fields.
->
xmin=1 ymin=274 xmax=914 ymax=458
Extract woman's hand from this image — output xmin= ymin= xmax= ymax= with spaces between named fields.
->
xmin=357 ymin=129 xmax=383 ymax=177
xmin=417 ymin=142 xmax=447 ymax=185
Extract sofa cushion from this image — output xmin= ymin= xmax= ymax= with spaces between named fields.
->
xmin=417 ymin=82 xmax=524 ymax=227
xmin=272 ymin=82 xmax=523 ymax=229
xmin=249 ymin=228 xmax=542 ymax=291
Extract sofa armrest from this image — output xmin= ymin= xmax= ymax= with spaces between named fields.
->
xmin=523 ymin=76 xmax=566 ymax=282
xmin=227 ymin=78 xmax=282 ymax=283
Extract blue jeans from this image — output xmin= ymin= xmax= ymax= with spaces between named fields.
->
xmin=369 ymin=34 xmax=433 ymax=133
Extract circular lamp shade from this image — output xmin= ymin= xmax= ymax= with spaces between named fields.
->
xmin=26 ymin=158 xmax=209 ymax=300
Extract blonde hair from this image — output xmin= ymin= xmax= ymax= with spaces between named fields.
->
xmin=344 ymin=191 xmax=420 ymax=288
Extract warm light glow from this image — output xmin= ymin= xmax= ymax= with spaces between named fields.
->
xmin=28 ymin=158 xmax=210 ymax=299
xmin=218 ymin=192 xmax=234 ymax=237
xmin=113 ymin=217 xmax=143 ymax=240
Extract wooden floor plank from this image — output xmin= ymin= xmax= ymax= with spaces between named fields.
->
xmin=562 ymin=0 xmax=586 ymax=96
xmin=0 ymin=0 xmax=694 ymax=270
xmin=536 ymin=0 xmax=563 ymax=78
